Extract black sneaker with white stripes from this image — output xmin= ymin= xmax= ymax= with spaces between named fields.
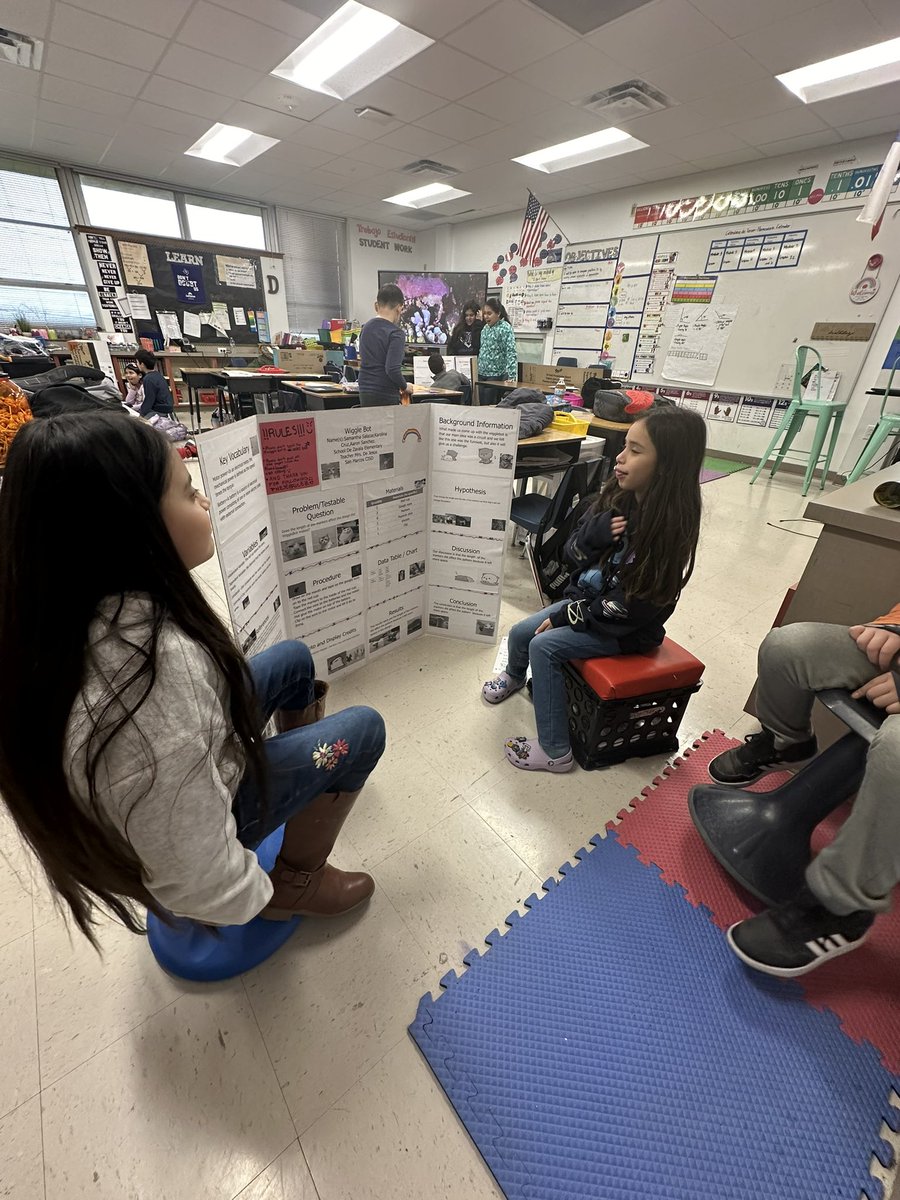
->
xmin=708 ymin=727 xmax=818 ymax=786
xmin=727 ymin=886 xmax=874 ymax=978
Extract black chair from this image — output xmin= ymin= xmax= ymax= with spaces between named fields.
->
xmin=688 ymin=690 xmax=884 ymax=906
xmin=517 ymin=459 xmax=602 ymax=593
xmin=556 ymin=357 xmax=577 ymax=368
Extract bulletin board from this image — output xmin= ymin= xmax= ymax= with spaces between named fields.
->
xmin=76 ymin=226 xmax=280 ymax=346
xmin=552 ymin=205 xmax=900 ymax=404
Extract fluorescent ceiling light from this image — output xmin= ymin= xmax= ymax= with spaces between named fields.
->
xmin=383 ymin=182 xmax=471 ymax=208
xmin=513 ymin=128 xmax=648 ymax=173
xmin=271 ymin=0 xmax=433 ymax=100
xmin=777 ymin=36 xmax=900 ymax=103
xmin=185 ymin=123 xmax=279 ymax=166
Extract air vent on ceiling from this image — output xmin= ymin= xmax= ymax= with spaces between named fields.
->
xmin=527 ymin=0 xmax=653 ymax=35
xmin=0 ymin=27 xmax=43 ymax=70
xmin=583 ymin=79 xmax=672 ymax=121
xmin=353 ymin=106 xmax=394 ymax=125
xmin=402 ymin=158 xmax=459 ymax=178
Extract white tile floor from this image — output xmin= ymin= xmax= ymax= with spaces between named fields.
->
xmin=0 ymin=468 xmax=894 ymax=1199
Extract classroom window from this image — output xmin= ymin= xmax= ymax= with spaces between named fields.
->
xmin=276 ymin=207 xmax=346 ymax=331
xmin=79 ymin=176 xmax=181 ymax=238
xmin=185 ymin=196 xmax=266 ymax=249
xmin=0 ymin=157 xmax=92 ymax=330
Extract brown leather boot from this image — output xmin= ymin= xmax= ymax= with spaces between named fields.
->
xmin=261 ymin=788 xmax=374 ymax=920
xmin=274 ymin=679 xmax=328 ymax=733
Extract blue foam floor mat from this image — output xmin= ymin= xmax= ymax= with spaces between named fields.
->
xmin=410 ymin=834 xmax=899 ymax=1200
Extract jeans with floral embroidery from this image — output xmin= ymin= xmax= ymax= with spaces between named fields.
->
xmin=232 ymin=640 xmax=386 ymax=848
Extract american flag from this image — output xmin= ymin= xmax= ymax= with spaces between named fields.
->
xmin=518 ymin=191 xmax=549 ymax=268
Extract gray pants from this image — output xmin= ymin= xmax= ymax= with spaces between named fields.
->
xmin=756 ymin=623 xmax=899 ymax=914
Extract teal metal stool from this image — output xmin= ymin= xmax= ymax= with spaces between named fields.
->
xmin=844 ymin=356 xmax=900 ymax=484
xmin=749 ymin=345 xmax=847 ymax=496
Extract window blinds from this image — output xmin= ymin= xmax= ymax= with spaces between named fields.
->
xmin=275 ymin=207 xmax=346 ymax=331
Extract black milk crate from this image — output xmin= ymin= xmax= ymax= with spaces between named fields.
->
xmin=563 ymin=663 xmax=702 ymax=770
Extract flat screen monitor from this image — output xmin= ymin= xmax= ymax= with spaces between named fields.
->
xmin=377 ymin=270 xmax=488 ymax=346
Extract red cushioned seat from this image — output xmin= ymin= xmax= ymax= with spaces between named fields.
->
xmin=571 ymin=637 xmax=705 ymax=700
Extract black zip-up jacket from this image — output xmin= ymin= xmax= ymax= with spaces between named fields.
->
xmin=548 ymin=508 xmax=675 ymax=652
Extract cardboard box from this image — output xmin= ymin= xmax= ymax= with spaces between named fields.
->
xmin=520 ymin=363 xmax=608 ymax=392
xmin=274 ymin=348 xmax=325 ymax=371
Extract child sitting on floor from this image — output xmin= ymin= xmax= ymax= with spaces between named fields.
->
xmin=483 ymin=405 xmax=706 ymax=773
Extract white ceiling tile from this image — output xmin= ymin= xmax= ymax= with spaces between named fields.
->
xmin=620 ymin=102 xmax=719 ymax=144
xmin=350 ymin=171 xmax=414 ymax=198
xmin=34 ymin=122 xmax=113 ymax=158
xmin=292 ymin=167 xmax=351 ymax=191
xmin=413 ymin=104 xmax=502 ymax=140
xmin=156 ymin=43 xmax=262 ymax=100
xmin=391 ymin=44 xmax=496 ymax=102
xmin=291 ymin=122 xmax=368 ymax=155
xmin=462 ymin=77 xmax=556 ymax=123
xmin=809 ymin=81 xmax=900 ymax=130
xmin=374 ymin=124 xmax=456 ymax=156
xmin=620 ymin=147 xmax=693 ymax=173
xmin=691 ymin=78 xmax=802 ymax=127
xmin=736 ymin=0 xmax=884 ymax=74
xmin=351 ymin=77 xmax=444 ymax=122
xmin=353 ymin=141 xmax=416 ymax=169
xmin=64 ymin=0 xmax=191 ymax=37
xmin=504 ymin=105 xmax=614 ymax=151
xmin=666 ymin=128 xmax=754 ymax=162
xmin=314 ymin=156 xmax=373 ymax=180
xmin=49 ymin=4 xmax=167 ymax=71
xmin=157 ymin=157 xmax=242 ymax=189
xmin=727 ymin=106 xmax=830 ymax=147
xmin=261 ymin=185 xmax=336 ymax=205
xmin=221 ymin=101 xmax=310 ymax=140
xmin=254 ymin=140 xmax=336 ymax=173
xmin=690 ymin=147 xmax=766 ymax=171
xmin=43 ymin=43 xmax=149 ymax=97
xmin=585 ymin=0 xmax=728 ymax=70
xmin=0 ymin=126 xmax=35 ymax=153
xmin=512 ymin=41 xmax=625 ymax=104
xmin=365 ymin=0 xmax=500 ymax=40
xmin=37 ymin=101 xmax=122 ymax=136
xmin=129 ymin=101 xmax=215 ymax=140
xmin=446 ymin=127 xmax=520 ymax=167
xmin=863 ymin=0 xmax=900 ymax=35
xmin=40 ymin=74 xmax=130 ymax=116
xmin=176 ymin=2 xmax=291 ymax=72
xmin=642 ymin=42 xmax=770 ymax=104
xmin=756 ymin=130 xmax=841 ymax=156
xmin=689 ymin=0 xmax=821 ymax=38
xmin=629 ymin=163 xmax=701 ymax=183
xmin=243 ymin=77 xmax=338 ymax=122
xmin=835 ymin=115 xmax=900 ymax=141
xmin=210 ymin=0 xmax=320 ymax=37
xmin=445 ymin=0 xmax=575 ymax=71
xmin=313 ymin=104 xmax=403 ymax=138
xmin=0 ymin=60 xmax=41 ymax=97
xmin=138 ymin=76 xmax=233 ymax=120
xmin=0 ymin=92 xmax=39 ymax=124
xmin=1 ymin=0 xmax=51 ymax=38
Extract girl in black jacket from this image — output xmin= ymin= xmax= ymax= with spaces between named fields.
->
xmin=483 ymin=406 xmax=706 ymax=772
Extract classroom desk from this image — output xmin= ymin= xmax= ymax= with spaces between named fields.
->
xmin=283 ymin=381 xmax=462 ymax=411
xmin=515 ymin=427 xmax=585 ymax=481
xmin=476 ymin=378 xmax=519 ymax=405
xmin=588 ymin=415 xmax=630 ymax=467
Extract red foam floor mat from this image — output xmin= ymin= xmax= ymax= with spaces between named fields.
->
xmin=612 ymin=730 xmax=900 ymax=1073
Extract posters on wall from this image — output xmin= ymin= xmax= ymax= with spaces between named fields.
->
xmin=552 ymin=239 xmax=621 ymax=366
xmin=216 ymin=255 xmax=258 ymax=288
xmin=118 ymin=241 xmax=154 ymax=288
xmin=662 ymin=307 xmax=737 ymax=386
xmin=503 ymin=264 xmax=563 ymax=331
xmin=197 ymin=406 xmax=518 ymax=674
xmin=171 ymin=261 xmax=206 ymax=305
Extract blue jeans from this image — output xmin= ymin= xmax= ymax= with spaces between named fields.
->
xmin=507 ymin=602 xmax=620 ymax=757
xmin=233 ymin=641 xmax=386 ymax=848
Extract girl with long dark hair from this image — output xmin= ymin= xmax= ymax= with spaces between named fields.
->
xmin=447 ymin=301 xmax=483 ymax=356
xmin=478 ymin=298 xmax=518 ymax=405
xmin=0 ymin=411 xmax=385 ymax=944
xmin=483 ymin=405 xmax=706 ymax=772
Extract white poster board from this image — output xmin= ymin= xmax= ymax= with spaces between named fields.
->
xmin=412 ymin=355 xmax=476 ymax=386
xmin=197 ymin=406 xmax=518 ymax=676
xmin=504 ymin=264 xmax=563 ymax=332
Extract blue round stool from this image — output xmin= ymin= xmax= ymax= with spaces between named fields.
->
xmin=147 ymin=825 xmax=300 ymax=982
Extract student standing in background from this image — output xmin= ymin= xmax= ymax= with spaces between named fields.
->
xmin=447 ymin=301 xmax=483 ymax=356
xmin=358 ymin=284 xmax=410 ymax=407
xmin=478 ymin=298 xmax=517 ymax=406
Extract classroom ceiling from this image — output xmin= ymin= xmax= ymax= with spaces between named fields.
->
xmin=3 ymin=0 xmax=900 ymax=226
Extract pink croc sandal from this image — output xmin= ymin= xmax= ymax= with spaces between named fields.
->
xmin=504 ymin=736 xmax=574 ymax=773
xmin=482 ymin=672 xmax=526 ymax=705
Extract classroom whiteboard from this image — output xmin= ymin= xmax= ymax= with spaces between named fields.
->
xmin=628 ymin=206 xmax=899 ymax=401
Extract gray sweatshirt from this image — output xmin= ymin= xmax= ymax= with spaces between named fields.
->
xmin=64 ymin=595 xmax=272 ymax=925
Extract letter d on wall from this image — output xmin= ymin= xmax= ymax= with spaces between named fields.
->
xmin=267 ymin=275 xmax=279 ymax=295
